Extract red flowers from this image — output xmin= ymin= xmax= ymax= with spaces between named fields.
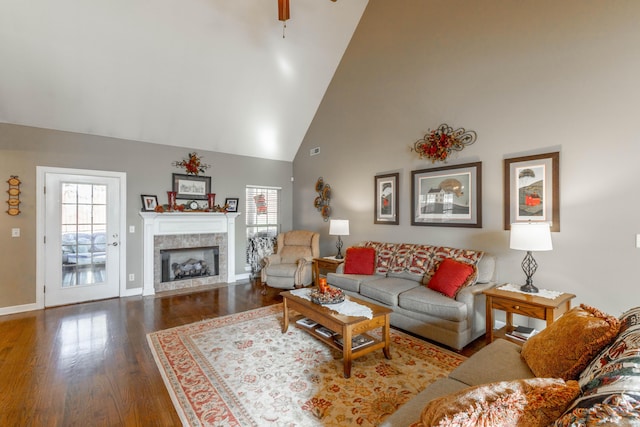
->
xmin=173 ymin=152 xmax=210 ymax=176
xmin=411 ymin=124 xmax=477 ymax=163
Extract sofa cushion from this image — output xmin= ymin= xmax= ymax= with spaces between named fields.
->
xmin=449 ymin=338 xmax=536 ymax=386
xmin=475 ymin=254 xmax=496 ymax=284
xmin=343 ymin=247 xmax=376 ymax=275
xmin=326 ymin=272 xmax=383 ymax=293
xmin=553 ymin=306 xmax=640 ymax=426
xmin=359 ymin=277 xmax=420 ymax=306
xmin=380 ymin=378 xmax=470 ymax=427
xmin=417 ymin=377 xmax=580 ymax=427
xmin=363 ymin=241 xmax=398 ymax=275
xmin=398 ymin=286 xmax=468 ymax=323
xmin=387 ymin=243 xmax=413 ymax=273
xmin=406 ymin=244 xmax=436 ymax=276
xmin=427 ymin=258 xmax=476 ymax=298
xmin=521 ymin=304 xmax=621 ymax=380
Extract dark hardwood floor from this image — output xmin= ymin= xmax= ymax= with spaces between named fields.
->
xmin=0 ymin=280 xmax=485 ymax=426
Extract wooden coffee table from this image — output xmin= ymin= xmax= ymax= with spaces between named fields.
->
xmin=281 ymin=290 xmax=392 ymax=378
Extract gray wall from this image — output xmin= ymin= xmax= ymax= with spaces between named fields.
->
xmin=293 ymin=0 xmax=640 ymax=316
xmin=0 ymin=123 xmax=293 ymax=308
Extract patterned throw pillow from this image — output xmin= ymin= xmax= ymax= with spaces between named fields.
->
xmin=388 ymin=243 xmax=416 ymax=274
xmin=363 ymin=241 xmax=396 ymax=275
xmin=552 ymin=306 xmax=640 ymax=426
xmin=521 ymin=304 xmax=621 ymax=380
xmin=416 ymin=378 xmax=580 ymax=427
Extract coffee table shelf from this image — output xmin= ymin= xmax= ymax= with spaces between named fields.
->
xmin=293 ymin=314 xmax=379 ymax=354
xmin=282 ymin=291 xmax=392 ymax=378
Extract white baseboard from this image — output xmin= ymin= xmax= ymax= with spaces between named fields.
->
xmin=0 ymin=302 xmax=43 ymax=316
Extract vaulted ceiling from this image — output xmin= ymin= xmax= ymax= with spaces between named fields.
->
xmin=0 ymin=0 xmax=368 ymax=161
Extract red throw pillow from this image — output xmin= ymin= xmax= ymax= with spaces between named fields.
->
xmin=343 ymin=247 xmax=376 ymax=275
xmin=427 ymin=258 xmax=475 ymax=298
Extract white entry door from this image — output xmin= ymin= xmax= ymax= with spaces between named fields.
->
xmin=42 ymin=170 xmax=124 ymax=307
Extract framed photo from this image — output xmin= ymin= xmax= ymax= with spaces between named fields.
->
xmin=225 ymin=198 xmax=239 ymax=212
xmin=172 ymin=173 xmax=211 ymax=200
xmin=504 ymin=152 xmax=559 ymax=231
xmin=141 ymin=195 xmax=158 ymax=211
xmin=374 ymin=173 xmax=399 ymax=225
xmin=411 ymin=162 xmax=482 ymax=228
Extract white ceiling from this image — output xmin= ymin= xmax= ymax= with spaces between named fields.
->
xmin=0 ymin=0 xmax=368 ymax=161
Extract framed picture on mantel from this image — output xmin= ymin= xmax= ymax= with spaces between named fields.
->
xmin=173 ymin=173 xmax=211 ymax=200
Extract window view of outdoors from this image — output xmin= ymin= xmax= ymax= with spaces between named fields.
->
xmin=61 ymin=183 xmax=107 ymax=287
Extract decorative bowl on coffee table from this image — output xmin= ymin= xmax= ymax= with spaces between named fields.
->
xmin=310 ymin=287 xmax=345 ymax=305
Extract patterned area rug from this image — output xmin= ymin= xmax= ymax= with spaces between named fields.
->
xmin=147 ymin=304 xmax=465 ymax=426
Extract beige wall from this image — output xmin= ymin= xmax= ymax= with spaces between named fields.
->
xmin=293 ymin=0 xmax=640 ymax=316
xmin=0 ymin=124 xmax=293 ymax=309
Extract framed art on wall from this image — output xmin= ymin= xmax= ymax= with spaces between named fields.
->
xmin=504 ymin=151 xmax=559 ymax=231
xmin=141 ymin=195 xmax=158 ymax=211
xmin=411 ymin=162 xmax=482 ymax=228
xmin=172 ymin=173 xmax=211 ymax=200
xmin=374 ymin=173 xmax=399 ymax=225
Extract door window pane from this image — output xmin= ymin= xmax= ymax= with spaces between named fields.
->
xmin=61 ymin=183 xmax=107 ymax=287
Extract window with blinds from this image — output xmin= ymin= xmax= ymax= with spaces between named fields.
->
xmin=245 ymin=186 xmax=280 ymax=239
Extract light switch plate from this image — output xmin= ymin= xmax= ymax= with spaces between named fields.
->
xmin=11 ymin=228 xmax=20 ymax=237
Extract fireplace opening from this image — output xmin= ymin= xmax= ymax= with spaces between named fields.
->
xmin=160 ymin=246 xmax=219 ymax=282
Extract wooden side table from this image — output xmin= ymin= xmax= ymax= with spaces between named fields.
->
xmin=484 ymin=286 xmax=576 ymax=344
xmin=312 ymin=257 xmax=344 ymax=286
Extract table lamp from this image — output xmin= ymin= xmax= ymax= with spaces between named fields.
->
xmin=329 ymin=219 xmax=349 ymax=259
xmin=510 ymin=222 xmax=553 ymax=293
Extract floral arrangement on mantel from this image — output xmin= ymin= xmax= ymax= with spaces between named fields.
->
xmin=153 ymin=203 xmax=230 ymax=213
xmin=173 ymin=152 xmax=210 ymax=175
xmin=411 ymin=124 xmax=477 ymax=163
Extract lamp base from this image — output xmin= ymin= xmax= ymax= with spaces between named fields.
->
xmin=520 ymin=283 xmax=539 ymax=293
xmin=335 ymin=236 xmax=344 ymax=259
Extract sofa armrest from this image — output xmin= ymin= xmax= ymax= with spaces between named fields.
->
xmin=457 ymin=281 xmax=496 ymax=299
xmin=456 ymin=281 xmax=498 ymax=340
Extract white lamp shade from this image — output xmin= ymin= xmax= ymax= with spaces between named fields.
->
xmin=329 ymin=219 xmax=350 ymax=236
xmin=510 ymin=222 xmax=552 ymax=251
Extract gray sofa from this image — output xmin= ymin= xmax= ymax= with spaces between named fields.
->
xmin=383 ymin=305 xmax=640 ymax=426
xmin=382 ymin=338 xmax=531 ymax=426
xmin=326 ymin=242 xmax=496 ymax=350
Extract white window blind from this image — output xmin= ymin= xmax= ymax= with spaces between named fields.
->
xmin=245 ymin=186 xmax=280 ymax=239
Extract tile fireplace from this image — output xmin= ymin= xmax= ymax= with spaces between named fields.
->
xmin=139 ymin=212 xmax=240 ymax=295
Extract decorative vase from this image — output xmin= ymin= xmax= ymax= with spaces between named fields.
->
xmin=167 ymin=191 xmax=177 ymax=211
xmin=207 ymin=193 xmax=216 ymax=210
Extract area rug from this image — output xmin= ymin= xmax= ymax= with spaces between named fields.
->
xmin=147 ymin=304 xmax=465 ymax=426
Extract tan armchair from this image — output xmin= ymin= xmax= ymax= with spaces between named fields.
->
xmin=261 ymin=230 xmax=320 ymax=292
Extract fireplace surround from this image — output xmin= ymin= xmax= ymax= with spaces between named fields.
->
xmin=139 ymin=212 xmax=240 ymax=295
